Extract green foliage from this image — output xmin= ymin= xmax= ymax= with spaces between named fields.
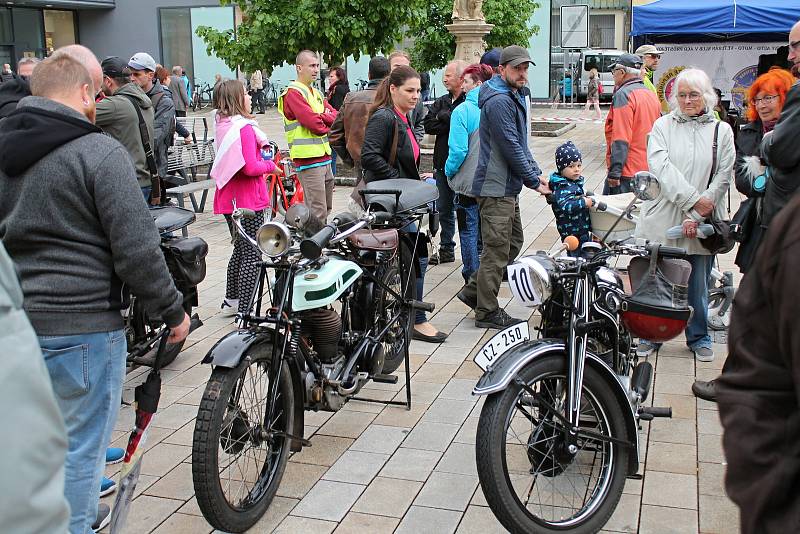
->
xmin=409 ymin=0 xmax=541 ymax=73
xmin=196 ymin=0 xmax=427 ymax=75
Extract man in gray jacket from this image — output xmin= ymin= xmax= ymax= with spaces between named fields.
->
xmin=130 ymin=52 xmax=176 ymax=202
xmin=169 ymin=65 xmax=190 ymax=117
xmin=97 ymin=56 xmax=156 ymax=198
xmin=0 ymin=51 xmax=190 ymax=534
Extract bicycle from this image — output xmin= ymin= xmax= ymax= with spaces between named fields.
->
xmin=264 ymin=85 xmax=281 ymax=107
xmin=262 ymin=142 xmax=304 ymax=220
xmin=191 ymin=81 xmax=214 ymax=111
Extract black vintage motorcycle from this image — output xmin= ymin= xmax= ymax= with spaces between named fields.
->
xmin=473 ymin=173 xmax=692 ymax=533
xmin=191 ymin=179 xmax=438 ymax=532
xmin=125 ymin=206 xmax=206 ymax=368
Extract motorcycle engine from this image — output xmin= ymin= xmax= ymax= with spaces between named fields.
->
xmin=300 ymin=308 xmax=341 ymax=362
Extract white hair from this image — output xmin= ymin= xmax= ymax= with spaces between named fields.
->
xmin=668 ymin=67 xmax=718 ymax=111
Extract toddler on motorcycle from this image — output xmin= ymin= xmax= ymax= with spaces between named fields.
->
xmin=549 ymin=141 xmax=593 ymax=256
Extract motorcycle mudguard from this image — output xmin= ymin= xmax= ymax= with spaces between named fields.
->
xmin=473 ymin=339 xmax=640 ymax=475
xmin=201 ymin=330 xmax=306 ymax=452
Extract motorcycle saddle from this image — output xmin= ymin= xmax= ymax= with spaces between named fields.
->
xmin=362 ymin=178 xmax=439 ymax=213
xmin=347 ymin=228 xmax=398 ymax=251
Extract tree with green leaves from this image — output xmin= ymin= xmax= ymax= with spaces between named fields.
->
xmin=196 ymin=0 xmax=426 ymax=75
xmin=409 ymin=0 xmax=541 ymax=73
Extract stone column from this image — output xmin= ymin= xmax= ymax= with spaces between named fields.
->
xmin=446 ymin=20 xmax=494 ymax=63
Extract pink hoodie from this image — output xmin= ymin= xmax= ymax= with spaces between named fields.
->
xmin=212 ymin=116 xmax=277 ymax=214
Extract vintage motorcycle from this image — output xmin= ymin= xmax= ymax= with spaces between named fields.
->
xmin=473 ymin=173 xmax=691 ymax=533
xmin=125 ymin=206 xmax=206 ymax=368
xmin=191 ymin=179 xmax=438 ymax=532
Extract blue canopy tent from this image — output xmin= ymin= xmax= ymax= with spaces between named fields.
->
xmin=632 ymin=0 xmax=800 ymax=38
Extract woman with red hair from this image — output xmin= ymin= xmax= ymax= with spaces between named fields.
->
xmin=734 ymin=67 xmax=795 ymax=272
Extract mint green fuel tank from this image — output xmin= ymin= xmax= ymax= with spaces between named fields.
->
xmin=291 ymin=257 xmax=363 ymax=312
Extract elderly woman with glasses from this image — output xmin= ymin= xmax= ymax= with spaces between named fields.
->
xmin=634 ymin=68 xmax=735 ymax=363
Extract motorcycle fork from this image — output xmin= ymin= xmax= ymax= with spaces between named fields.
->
xmin=565 ymin=272 xmax=590 ymax=449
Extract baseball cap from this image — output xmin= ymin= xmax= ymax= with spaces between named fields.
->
xmin=635 ymin=44 xmax=663 ymax=57
xmin=128 ymin=52 xmax=156 ymax=72
xmin=480 ymin=47 xmax=503 ymax=69
xmin=611 ymin=53 xmax=643 ymax=70
xmin=500 ymin=45 xmax=535 ymax=67
xmin=101 ymin=56 xmax=131 ymax=78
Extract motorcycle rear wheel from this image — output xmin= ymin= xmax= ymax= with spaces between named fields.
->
xmin=375 ymin=241 xmax=414 ymax=374
xmin=476 ymin=355 xmax=629 ymax=534
xmin=192 ymin=344 xmax=294 ymax=533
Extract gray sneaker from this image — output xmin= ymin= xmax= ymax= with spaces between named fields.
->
xmin=693 ymin=346 xmax=714 ymax=362
xmin=636 ymin=340 xmax=660 ymax=358
xmin=92 ymin=503 xmax=111 ymax=531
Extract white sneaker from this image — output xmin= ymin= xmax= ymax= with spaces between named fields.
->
xmin=220 ymin=298 xmax=239 ymax=316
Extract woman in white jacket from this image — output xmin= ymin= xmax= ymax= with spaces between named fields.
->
xmin=635 ymin=68 xmax=734 ymax=362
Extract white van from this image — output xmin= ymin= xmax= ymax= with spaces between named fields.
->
xmin=578 ymin=49 xmax=627 ymax=100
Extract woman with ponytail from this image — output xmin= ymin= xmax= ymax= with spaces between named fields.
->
xmin=360 ymin=65 xmax=447 ymax=343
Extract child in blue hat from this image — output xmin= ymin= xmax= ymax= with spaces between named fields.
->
xmin=549 ymin=141 xmax=593 ymax=255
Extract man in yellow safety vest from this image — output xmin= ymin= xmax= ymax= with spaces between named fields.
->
xmin=278 ymin=50 xmax=338 ymax=222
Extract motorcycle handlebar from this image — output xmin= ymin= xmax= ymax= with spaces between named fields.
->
xmin=300 ymin=224 xmax=337 ymax=260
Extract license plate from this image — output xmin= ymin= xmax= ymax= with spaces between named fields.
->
xmin=473 ymin=322 xmax=530 ymax=371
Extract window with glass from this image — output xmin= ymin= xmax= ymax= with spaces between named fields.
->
xmin=43 ymin=10 xmax=76 ymax=55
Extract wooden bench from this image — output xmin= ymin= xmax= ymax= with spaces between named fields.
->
xmin=166 ymin=140 xmax=215 ymax=213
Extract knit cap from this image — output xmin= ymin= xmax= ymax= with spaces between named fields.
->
xmin=555 ymin=141 xmax=582 ymax=173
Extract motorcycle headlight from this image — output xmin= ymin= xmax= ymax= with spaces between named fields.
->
xmin=256 ymin=221 xmax=291 ymax=258
xmin=507 ymin=254 xmax=556 ymax=307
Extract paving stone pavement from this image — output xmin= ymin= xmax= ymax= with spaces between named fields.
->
xmin=104 ymin=107 xmax=743 ymax=533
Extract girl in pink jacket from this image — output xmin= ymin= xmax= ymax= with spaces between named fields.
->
xmin=211 ymin=79 xmax=276 ymax=315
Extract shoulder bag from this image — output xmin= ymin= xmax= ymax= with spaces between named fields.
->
xmin=699 ymin=122 xmax=736 ymax=255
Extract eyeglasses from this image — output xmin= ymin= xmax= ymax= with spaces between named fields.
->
xmin=676 ymin=92 xmax=703 ymax=101
xmin=646 ymin=53 xmax=662 ymax=59
xmin=752 ymin=94 xmax=779 ymax=105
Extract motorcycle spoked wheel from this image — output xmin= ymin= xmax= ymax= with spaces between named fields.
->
xmin=476 ymin=355 xmax=629 ymax=534
xmin=192 ymin=345 xmax=294 ymax=533
xmin=374 ymin=240 xmax=414 ymax=374
xmin=707 ymin=288 xmax=731 ymax=331
xmin=127 ymin=298 xmax=192 ymax=369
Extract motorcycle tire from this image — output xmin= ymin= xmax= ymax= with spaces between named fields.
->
xmin=376 ymin=240 xmax=414 ymax=374
xmin=192 ymin=344 xmax=294 ymax=533
xmin=128 ymin=299 xmax=192 ymax=369
xmin=476 ymin=355 xmax=629 ymax=534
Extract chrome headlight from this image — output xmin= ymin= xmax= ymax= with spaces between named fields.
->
xmin=507 ymin=254 xmax=557 ymax=307
xmin=256 ymin=221 xmax=291 ymax=258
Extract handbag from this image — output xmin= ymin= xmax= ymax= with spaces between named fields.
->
xmin=730 ymin=197 xmax=758 ymax=243
xmin=699 ymin=122 xmax=736 ymax=255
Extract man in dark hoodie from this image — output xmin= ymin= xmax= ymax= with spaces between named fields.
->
xmin=129 ymin=51 xmax=176 ymax=204
xmin=457 ymin=45 xmax=550 ymax=329
xmin=96 ymin=56 xmax=157 ymax=199
xmin=0 ymin=51 xmax=190 ymax=534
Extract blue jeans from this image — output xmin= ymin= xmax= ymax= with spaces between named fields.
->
xmin=455 ymin=195 xmax=480 ymax=282
xmin=686 ymin=254 xmax=714 ymax=350
xmin=401 ymin=220 xmax=429 ymax=325
xmin=330 ymin=150 xmax=337 ymax=176
xmin=39 ymin=330 xmax=127 ymax=534
xmin=434 ymin=169 xmax=456 ymax=253
xmin=141 ymin=186 xmax=151 ymax=203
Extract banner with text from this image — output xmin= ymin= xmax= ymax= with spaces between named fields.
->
xmin=652 ymin=42 xmax=783 ymax=112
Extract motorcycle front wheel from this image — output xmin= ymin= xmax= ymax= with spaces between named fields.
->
xmin=192 ymin=344 xmax=294 ymax=533
xmin=476 ymin=355 xmax=629 ymax=534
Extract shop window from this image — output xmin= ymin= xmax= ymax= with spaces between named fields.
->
xmin=43 ymin=10 xmax=76 ymax=55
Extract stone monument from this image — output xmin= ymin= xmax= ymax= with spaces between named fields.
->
xmin=446 ymin=0 xmax=494 ymax=63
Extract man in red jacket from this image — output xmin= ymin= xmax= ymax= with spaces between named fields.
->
xmin=604 ymin=53 xmax=661 ymax=194
xmin=278 ymin=50 xmax=337 ymax=222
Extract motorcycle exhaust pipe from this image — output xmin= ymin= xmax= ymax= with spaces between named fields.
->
xmin=631 ymin=361 xmax=653 ymax=403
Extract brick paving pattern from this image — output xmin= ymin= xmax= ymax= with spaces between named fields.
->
xmin=102 ymin=107 xmax=742 ymax=533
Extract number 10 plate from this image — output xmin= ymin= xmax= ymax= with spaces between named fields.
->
xmin=473 ymin=322 xmax=530 ymax=371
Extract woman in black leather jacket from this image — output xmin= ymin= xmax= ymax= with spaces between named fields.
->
xmin=733 ymin=68 xmax=794 ymax=273
xmin=361 ymin=66 xmax=447 ymax=343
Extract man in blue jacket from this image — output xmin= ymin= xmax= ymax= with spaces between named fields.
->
xmin=457 ymin=45 xmax=550 ymax=329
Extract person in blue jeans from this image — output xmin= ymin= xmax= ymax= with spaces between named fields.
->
xmin=445 ymin=63 xmax=494 ymax=282
xmin=0 ymin=49 xmax=191 ymax=533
